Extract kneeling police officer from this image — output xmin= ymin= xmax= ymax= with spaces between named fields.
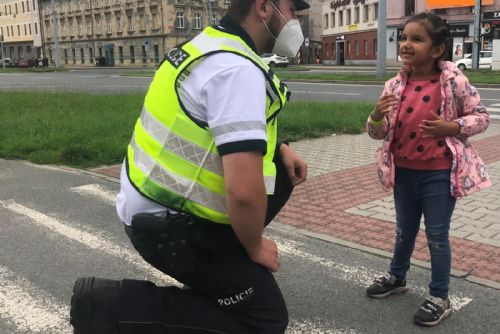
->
xmin=70 ymin=0 xmax=309 ymax=333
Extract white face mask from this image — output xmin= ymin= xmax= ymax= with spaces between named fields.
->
xmin=264 ymin=2 xmax=304 ymax=58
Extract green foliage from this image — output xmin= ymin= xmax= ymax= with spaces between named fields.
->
xmin=0 ymin=92 xmax=372 ymax=168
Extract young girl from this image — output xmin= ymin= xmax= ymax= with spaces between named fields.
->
xmin=365 ymin=12 xmax=490 ymax=326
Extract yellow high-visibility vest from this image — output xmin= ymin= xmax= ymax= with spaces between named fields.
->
xmin=126 ymin=26 xmax=289 ymax=224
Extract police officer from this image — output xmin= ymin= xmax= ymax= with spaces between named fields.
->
xmin=70 ymin=0 xmax=309 ymax=333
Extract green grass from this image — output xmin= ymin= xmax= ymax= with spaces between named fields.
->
xmin=0 ymin=92 xmax=143 ymax=168
xmin=0 ymin=92 xmax=372 ymax=168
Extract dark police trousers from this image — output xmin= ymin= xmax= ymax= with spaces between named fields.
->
xmin=120 ymin=150 xmax=294 ymax=334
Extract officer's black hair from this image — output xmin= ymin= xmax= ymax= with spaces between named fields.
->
xmin=227 ymin=0 xmax=279 ymax=23
xmin=404 ymin=12 xmax=450 ymax=59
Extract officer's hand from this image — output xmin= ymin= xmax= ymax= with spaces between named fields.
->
xmin=280 ymin=144 xmax=307 ymax=186
xmin=249 ymin=237 xmax=280 ymax=272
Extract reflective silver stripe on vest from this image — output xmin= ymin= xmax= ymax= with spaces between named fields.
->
xmin=211 ymin=120 xmax=266 ymax=137
xmin=140 ymin=107 xmax=223 ymax=176
xmin=131 ymin=137 xmax=228 ymax=214
xmin=264 ymin=176 xmax=276 ymax=194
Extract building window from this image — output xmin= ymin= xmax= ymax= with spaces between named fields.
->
xmin=142 ymin=45 xmax=147 ymax=63
xmin=35 ymin=22 xmax=38 ymax=34
xmin=130 ymin=45 xmax=135 ymax=64
xmin=119 ymin=46 xmax=124 ymax=63
xmin=64 ymin=49 xmax=68 ymax=64
xmin=152 ymin=12 xmax=158 ymax=29
xmin=363 ymin=5 xmax=369 ymax=22
xmin=330 ymin=13 xmax=335 ymax=28
xmin=374 ymin=39 xmax=377 ymax=55
xmin=354 ymin=7 xmax=360 ymax=24
xmin=364 ymin=40 xmax=369 ymax=56
xmin=81 ymin=48 xmax=85 ymax=64
xmin=338 ymin=10 xmax=343 ymax=26
xmin=211 ymin=15 xmax=217 ymax=25
xmin=346 ymin=9 xmax=351 ymax=25
xmin=154 ymin=45 xmax=159 ymax=64
xmin=87 ymin=21 xmax=92 ymax=35
xmin=355 ymin=40 xmax=359 ymax=56
xmin=117 ymin=16 xmax=122 ymax=32
xmin=324 ymin=14 xmax=328 ymax=29
xmin=405 ymin=0 xmax=415 ymax=17
xmin=107 ymin=20 xmax=112 ymax=34
xmin=176 ymin=12 xmax=185 ymax=29
xmin=373 ymin=3 xmax=378 ymax=21
xmin=194 ymin=13 xmax=201 ymax=29
xmin=139 ymin=13 xmax=145 ymax=31
xmin=127 ymin=15 xmax=133 ymax=31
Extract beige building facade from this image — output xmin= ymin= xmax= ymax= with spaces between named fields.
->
xmin=0 ymin=0 xmax=42 ymax=61
xmin=39 ymin=0 xmax=230 ymax=67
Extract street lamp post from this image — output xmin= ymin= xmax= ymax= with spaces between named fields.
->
xmin=376 ymin=0 xmax=387 ymax=78
xmin=0 ymin=35 xmax=5 ymax=70
xmin=50 ymin=0 xmax=61 ymax=67
xmin=472 ymin=0 xmax=481 ymax=70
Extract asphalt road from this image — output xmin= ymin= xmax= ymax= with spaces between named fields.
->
xmin=1 ymin=158 xmax=500 ymax=334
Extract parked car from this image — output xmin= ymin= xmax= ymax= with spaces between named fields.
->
xmin=454 ymin=51 xmax=492 ymax=71
xmin=0 ymin=57 xmax=12 ymax=67
xmin=260 ymin=53 xmax=290 ymax=67
xmin=17 ymin=59 xmax=30 ymax=68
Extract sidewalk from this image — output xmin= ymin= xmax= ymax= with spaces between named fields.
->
xmin=92 ymin=123 xmax=500 ymax=289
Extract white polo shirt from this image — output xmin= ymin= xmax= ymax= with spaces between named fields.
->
xmin=117 ymin=52 xmax=268 ymax=225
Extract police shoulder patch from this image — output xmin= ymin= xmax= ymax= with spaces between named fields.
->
xmin=165 ymin=46 xmax=190 ymax=69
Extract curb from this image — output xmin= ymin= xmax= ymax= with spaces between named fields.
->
xmin=271 ymin=222 xmax=500 ymax=291
xmin=284 ymin=79 xmax=500 ymax=89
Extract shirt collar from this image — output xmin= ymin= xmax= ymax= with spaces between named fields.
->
xmin=217 ymin=15 xmax=258 ymax=54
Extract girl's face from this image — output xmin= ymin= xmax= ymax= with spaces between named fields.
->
xmin=399 ymin=21 xmax=444 ymax=71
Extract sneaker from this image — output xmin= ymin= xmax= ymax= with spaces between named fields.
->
xmin=414 ymin=296 xmax=452 ymax=326
xmin=366 ymin=272 xmax=408 ymax=298
xmin=70 ymin=277 xmax=121 ymax=334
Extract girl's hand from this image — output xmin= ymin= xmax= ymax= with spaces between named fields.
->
xmin=419 ymin=111 xmax=461 ymax=137
xmin=372 ymin=94 xmax=398 ymax=121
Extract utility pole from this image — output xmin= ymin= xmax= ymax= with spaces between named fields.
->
xmin=376 ymin=0 xmax=387 ymax=78
xmin=472 ymin=0 xmax=481 ymax=70
xmin=208 ymin=0 xmax=213 ymax=26
xmin=0 ymin=35 xmax=5 ymax=70
xmin=50 ymin=0 xmax=61 ymax=67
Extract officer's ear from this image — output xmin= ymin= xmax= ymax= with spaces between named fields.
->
xmin=255 ymin=0 xmax=274 ymax=21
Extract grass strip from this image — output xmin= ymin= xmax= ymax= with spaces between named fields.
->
xmin=0 ymin=92 xmax=372 ymax=168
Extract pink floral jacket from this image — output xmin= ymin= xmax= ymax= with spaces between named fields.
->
xmin=366 ymin=61 xmax=491 ymax=198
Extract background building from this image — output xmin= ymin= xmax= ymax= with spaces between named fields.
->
xmin=321 ymin=0 xmax=379 ymax=65
xmin=386 ymin=0 xmax=499 ymax=66
xmin=38 ymin=0 xmax=230 ymax=67
xmin=0 ymin=0 xmax=42 ymax=61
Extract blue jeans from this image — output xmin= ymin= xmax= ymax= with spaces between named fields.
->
xmin=390 ymin=167 xmax=456 ymax=299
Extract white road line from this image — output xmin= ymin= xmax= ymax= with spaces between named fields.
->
xmin=71 ymin=184 xmax=116 ymax=205
xmin=0 ymin=265 xmax=71 ymax=334
xmin=0 ymin=200 xmax=179 ymax=286
xmin=287 ymin=319 xmax=357 ymax=334
xmin=271 ymin=233 xmax=473 ymax=312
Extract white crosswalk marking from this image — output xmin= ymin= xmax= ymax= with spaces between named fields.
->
xmin=489 ymin=103 xmax=500 ymax=120
xmin=0 ymin=200 xmax=179 ymax=286
xmin=272 ymin=233 xmax=472 ymax=312
xmin=0 ymin=182 xmax=478 ymax=334
xmin=71 ymin=183 xmax=116 ymax=205
xmin=0 ymin=265 xmax=72 ymax=334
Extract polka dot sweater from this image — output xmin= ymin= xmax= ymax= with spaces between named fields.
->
xmin=391 ymin=73 xmax=452 ymax=170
